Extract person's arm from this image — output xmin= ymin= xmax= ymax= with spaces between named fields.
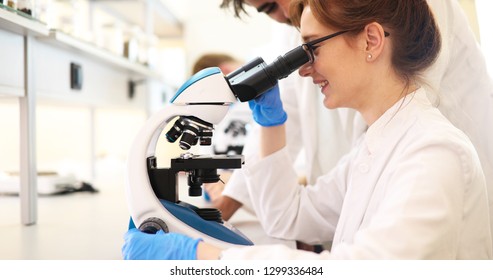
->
xmin=122 ymin=227 xmax=336 ymax=260
xmin=260 ymin=125 xmax=286 ymax=158
xmin=213 ymin=195 xmax=243 ymax=220
xmin=196 ymin=242 xmax=222 ymax=260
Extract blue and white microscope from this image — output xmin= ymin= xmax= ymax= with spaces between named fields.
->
xmin=125 ymin=45 xmax=310 ymax=249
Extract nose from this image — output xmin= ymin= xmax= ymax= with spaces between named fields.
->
xmin=268 ymin=8 xmax=290 ymax=24
xmin=271 ymin=13 xmax=288 ymax=24
xmin=298 ymin=63 xmax=313 ymax=77
xmin=278 ymin=0 xmax=291 ymax=18
xmin=272 ymin=0 xmax=291 ymax=24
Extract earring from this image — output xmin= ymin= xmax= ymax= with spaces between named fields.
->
xmin=367 ymin=53 xmax=373 ymax=60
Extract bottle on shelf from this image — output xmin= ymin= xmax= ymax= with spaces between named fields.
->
xmin=7 ymin=0 xmax=17 ymax=10
xmin=123 ymin=26 xmax=140 ymax=63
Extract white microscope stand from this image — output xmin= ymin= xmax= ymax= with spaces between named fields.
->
xmin=125 ymin=69 xmax=252 ymax=248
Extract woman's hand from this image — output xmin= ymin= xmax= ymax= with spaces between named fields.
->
xmin=122 ymin=229 xmax=201 ymax=260
xmin=122 ymin=228 xmax=223 ymax=260
xmin=248 ymin=84 xmax=287 ymax=127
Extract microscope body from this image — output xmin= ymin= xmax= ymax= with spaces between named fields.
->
xmin=125 ymin=68 xmax=254 ymax=248
xmin=125 ymin=45 xmax=311 ymax=249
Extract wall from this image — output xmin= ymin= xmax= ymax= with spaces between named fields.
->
xmin=161 ymin=0 xmax=275 ymax=76
xmin=183 ymin=5 xmax=274 ymax=73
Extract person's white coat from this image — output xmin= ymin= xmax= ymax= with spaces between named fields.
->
xmin=222 ymin=0 xmax=493 ymax=247
xmin=221 ymin=89 xmax=492 ymax=259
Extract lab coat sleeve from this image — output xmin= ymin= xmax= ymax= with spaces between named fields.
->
xmin=242 ymin=146 xmax=349 ymax=245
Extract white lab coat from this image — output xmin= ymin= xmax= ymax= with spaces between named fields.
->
xmin=222 ymin=0 xmax=493 ymax=246
xmin=222 ymin=89 xmax=492 ymax=259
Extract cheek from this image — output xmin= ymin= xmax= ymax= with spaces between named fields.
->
xmin=314 ymin=59 xmax=345 ymax=84
xmin=315 ymin=47 xmax=346 ymax=77
xmin=317 ymin=51 xmax=363 ymax=88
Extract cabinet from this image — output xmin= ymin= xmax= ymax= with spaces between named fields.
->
xmin=0 ymin=1 xmax=182 ymax=225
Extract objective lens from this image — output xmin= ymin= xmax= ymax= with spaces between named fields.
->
xmin=200 ymin=129 xmax=213 ymax=146
xmin=179 ymin=124 xmax=199 ymax=150
xmin=166 ymin=118 xmax=186 ymax=143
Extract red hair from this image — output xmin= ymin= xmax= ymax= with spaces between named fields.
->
xmin=290 ymin=0 xmax=441 ymax=82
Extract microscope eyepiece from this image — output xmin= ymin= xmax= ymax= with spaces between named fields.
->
xmin=266 ymin=45 xmax=311 ymax=80
xmin=226 ymin=45 xmax=310 ymax=102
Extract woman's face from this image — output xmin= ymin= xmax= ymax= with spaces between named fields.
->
xmin=298 ymin=6 xmax=369 ymax=110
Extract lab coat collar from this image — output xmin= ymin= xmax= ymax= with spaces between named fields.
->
xmin=364 ymin=88 xmax=429 ymax=154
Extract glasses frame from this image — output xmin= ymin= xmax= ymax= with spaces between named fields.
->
xmin=302 ymin=30 xmax=390 ymax=64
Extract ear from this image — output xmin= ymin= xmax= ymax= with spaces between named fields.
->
xmin=364 ymin=22 xmax=386 ymax=61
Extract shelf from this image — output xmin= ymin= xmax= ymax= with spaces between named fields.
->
xmin=1 ymin=4 xmax=164 ymax=81
xmin=91 ymin=0 xmax=183 ymax=37
xmin=40 ymin=29 xmax=163 ymax=80
xmin=0 ymin=4 xmax=49 ymax=36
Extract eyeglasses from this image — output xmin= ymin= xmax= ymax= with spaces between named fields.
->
xmin=302 ymin=30 xmax=390 ymax=64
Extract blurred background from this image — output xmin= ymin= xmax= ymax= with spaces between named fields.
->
xmin=0 ymin=0 xmax=491 ymax=259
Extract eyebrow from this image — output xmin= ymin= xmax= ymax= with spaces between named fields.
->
xmin=257 ymin=2 xmax=276 ymax=14
xmin=301 ymin=35 xmax=316 ymax=43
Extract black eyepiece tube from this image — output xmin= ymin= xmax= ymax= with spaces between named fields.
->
xmin=226 ymin=45 xmax=310 ymax=102
xmin=266 ymin=45 xmax=311 ymax=80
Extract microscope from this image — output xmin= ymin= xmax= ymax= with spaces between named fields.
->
xmin=125 ymin=44 xmax=310 ymax=249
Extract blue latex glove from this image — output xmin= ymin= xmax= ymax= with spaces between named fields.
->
xmin=248 ymin=84 xmax=287 ymax=127
xmin=122 ymin=228 xmax=202 ymax=260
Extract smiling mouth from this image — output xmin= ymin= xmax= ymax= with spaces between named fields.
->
xmin=317 ymin=80 xmax=328 ymax=89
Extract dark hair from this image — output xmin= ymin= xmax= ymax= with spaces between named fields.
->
xmin=220 ymin=0 xmax=249 ymax=18
xmin=290 ymin=0 xmax=441 ymax=83
xmin=193 ymin=53 xmax=237 ymax=74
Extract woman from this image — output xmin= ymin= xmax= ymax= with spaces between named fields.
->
xmin=122 ymin=0 xmax=492 ymax=259
xmin=215 ymin=0 xmax=493 ymax=245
